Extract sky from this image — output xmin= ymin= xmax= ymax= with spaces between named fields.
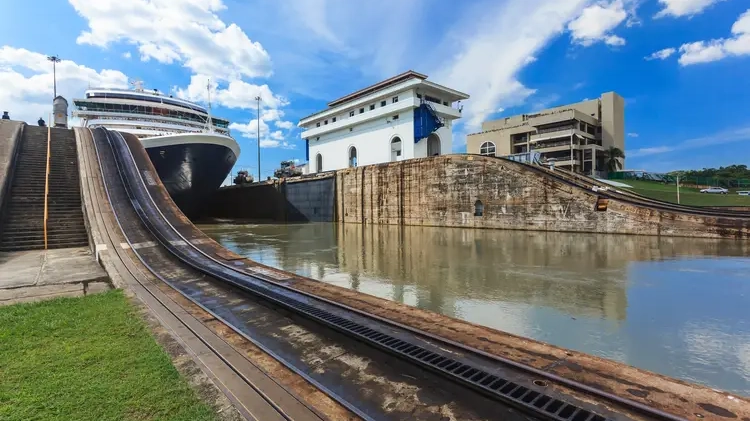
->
xmin=1 ymin=0 xmax=749 ymax=178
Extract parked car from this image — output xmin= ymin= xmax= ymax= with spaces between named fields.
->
xmin=737 ymin=191 xmax=750 ymax=196
xmin=700 ymin=187 xmax=729 ymax=194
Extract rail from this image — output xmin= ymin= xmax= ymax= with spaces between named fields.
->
xmin=101 ymin=127 xmax=690 ymax=421
xmin=500 ymin=156 xmax=750 ymax=221
xmin=43 ymin=122 xmax=51 ymax=249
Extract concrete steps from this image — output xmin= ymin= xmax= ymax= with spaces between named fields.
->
xmin=0 ymin=126 xmax=89 ymax=251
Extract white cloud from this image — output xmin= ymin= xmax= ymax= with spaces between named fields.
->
xmin=605 ymin=35 xmax=626 ymax=46
xmin=568 ymin=0 xmax=629 ymax=47
xmin=676 ymin=9 xmax=750 ymax=66
xmin=275 ymin=120 xmax=294 ymax=130
xmin=431 ymin=0 xmax=590 ymax=130
xmin=68 ymin=0 xmax=272 ymax=81
xmin=176 ymin=76 xmax=287 ymax=109
xmin=654 ymin=0 xmax=726 ymax=19
xmin=122 ymin=51 xmax=132 ymax=59
xmin=627 ymin=132 xmax=639 ymax=137
xmin=229 ymin=119 xmax=296 ymax=149
xmin=628 ymin=126 xmax=750 ymax=157
xmin=0 ymin=46 xmax=128 ymax=125
xmin=644 ymin=47 xmax=676 ymax=60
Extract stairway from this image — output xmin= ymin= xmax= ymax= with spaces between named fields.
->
xmin=0 ymin=126 xmax=88 ymax=251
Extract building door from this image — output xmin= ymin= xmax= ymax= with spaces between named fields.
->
xmin=391 ymin=137 xmax=402 ymax=162
xmin=427 ymin=134 xmax=441 ymax=156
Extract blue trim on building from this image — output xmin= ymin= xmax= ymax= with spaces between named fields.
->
xmin=305 ymin=139 xmax=309 ymax=162
xmin=413 ymin=103 xmax=444 ymax=143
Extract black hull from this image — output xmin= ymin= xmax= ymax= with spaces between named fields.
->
xmin=146 ymin=143 xmax=237 ymax=218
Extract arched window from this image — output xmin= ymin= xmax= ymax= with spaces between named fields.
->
xmin=348 ymin=146 xmax=357 ymax=168
xmin=427 ymin=134 xmax=441 ymax=156
xmin=479 ymin=142 xmax=496 ymax=156
xmin=474 ymin=200 xmax=484 ymax=217
xmin=316 ymin=153 xmax=323 ymax=172
xmin=391 ymin=137 xmax=402 ymax=162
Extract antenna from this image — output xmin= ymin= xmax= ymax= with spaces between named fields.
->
xmin=205 ymin=78 xmax=214 ymax=133
xmin=130 ymin=78 xmax=144 ymax=92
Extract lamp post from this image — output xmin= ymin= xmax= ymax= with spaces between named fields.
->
xmin=47 ymin=55 xmax=61 ymax=98
xmin=255 ymin=95 xmax=261 ymax=182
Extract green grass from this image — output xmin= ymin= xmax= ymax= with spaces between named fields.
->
xmin=0 ymin=290 xmax=217 ymax=421
xmin=618 ymin=179 xmax=750 ymax=207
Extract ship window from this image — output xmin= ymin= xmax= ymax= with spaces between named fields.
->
xmin=316 ymin=122 xmax=320 ymax=127
xmin=392 ymin=96 xmax=398 ymax=103
xmin=324 ymin=120 xmax=328 ymax=125
xmin=359 ymin=108 xmax=364 ymax=114
xmin=381 ymin=100 xmax=386 ymax=107
xmin=332 ymin=117 xmax=337 ymax=123
xmin=479 ymin=141 xmax=496 ymax=156
xmin=349 ymin=111 xmax=355 ymax=117
xmin=369 ymin=104 xmax=375 ymax=111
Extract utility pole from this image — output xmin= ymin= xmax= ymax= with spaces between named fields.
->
xmin=47 ymin=55 xmax=61 ymax=98
xmin=676 ymin=175 xmax=680 ymax=205
xmin=255 ymin=96 xmax=262 ymax=182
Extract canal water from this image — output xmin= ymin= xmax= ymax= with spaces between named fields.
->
xmin=198 ymin=222 xmax=750 ymax=396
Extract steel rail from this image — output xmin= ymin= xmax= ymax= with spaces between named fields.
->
xmin=43 ymin=124 xmax=51 ymax=249
xmin=94 ymin=129 xmax=372 ymax=421
xmin=547 ymin=166 xmax=750 ymax=218
xmin=500 ymin=156 xmax=750 ymax=221
xmin=110 ymin=128 xmax=686 ymax=421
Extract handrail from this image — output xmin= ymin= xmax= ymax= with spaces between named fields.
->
xmin=43 ymin=122 xmax=51 ymax=249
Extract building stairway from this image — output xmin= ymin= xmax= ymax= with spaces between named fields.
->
xmin=0 ymin=126 xmax=89 ymax=252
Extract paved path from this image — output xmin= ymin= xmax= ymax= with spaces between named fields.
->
xmin=0 ymin=246 xmax=110 ymax=305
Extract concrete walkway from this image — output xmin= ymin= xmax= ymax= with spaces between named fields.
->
xmin=0 ymin=247 xmax=110 ymax=305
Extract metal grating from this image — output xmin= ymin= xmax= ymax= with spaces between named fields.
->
xmin=106 ymin=129 xmax=613 ymax=421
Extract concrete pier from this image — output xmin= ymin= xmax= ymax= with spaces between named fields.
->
xmin=0 ymin=247 xmax=110 ymax=305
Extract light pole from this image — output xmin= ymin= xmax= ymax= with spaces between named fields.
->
xmin=255 ymin=95 xmax=261 ymax=182
xmin=47 ymin=55 xmax=61 ymax=98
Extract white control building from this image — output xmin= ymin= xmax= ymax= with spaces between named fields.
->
xmin=298 ymin=71 xmax=469 ymax=173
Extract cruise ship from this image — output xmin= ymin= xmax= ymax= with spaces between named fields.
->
xmin=72 ymin=81 xmax=240 ymax=217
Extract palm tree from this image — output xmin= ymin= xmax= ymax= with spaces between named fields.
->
xmin=603 ymin=146 xmax=625 ymax=173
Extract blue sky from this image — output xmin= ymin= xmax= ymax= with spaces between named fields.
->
xmin=1 ymin=0 xmax=749 ymax=178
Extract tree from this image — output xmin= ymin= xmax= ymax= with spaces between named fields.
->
xmin=603 ymin=146 xmax=625 ymax=172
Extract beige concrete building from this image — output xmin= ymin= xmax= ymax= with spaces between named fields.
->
xmin=466 ymin=92 xmax=625 ymax=176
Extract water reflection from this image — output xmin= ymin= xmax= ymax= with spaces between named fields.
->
xmin=199 ymin=222 xmax=750 ymax=395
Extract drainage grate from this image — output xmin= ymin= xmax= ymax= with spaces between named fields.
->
xmin=108 ymin=131 xmax=613 ymax=421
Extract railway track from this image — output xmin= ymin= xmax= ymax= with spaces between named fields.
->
xmin=505 ymin=158 xmax=750 ymax=220
xmin=78 ymin=125 xmax=705 ymax=421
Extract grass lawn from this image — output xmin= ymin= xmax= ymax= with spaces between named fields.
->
xmin=619 ymin=180 xmax=750 ymax=207
xmin=0 ymin=290 xmax=217 ymax=421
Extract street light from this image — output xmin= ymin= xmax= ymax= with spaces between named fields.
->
xmin=255 ymin=95 xmax=261 ymax=182
xmin=47 ymin=55 xmax=61 ymax=98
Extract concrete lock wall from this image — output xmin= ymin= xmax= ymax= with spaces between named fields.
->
xmin=334 ymin=154 xmax=750 ymax=239
xmin=206 ymin=175 xmax=336 ymax=223
xmin=0 ymin=120 xmax=23 ymax=214
xmin=285 ymin=177 xmax=336 ymax=222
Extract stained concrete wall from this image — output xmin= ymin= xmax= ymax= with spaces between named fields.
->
xmin=335 ymin=154 xmax=750 ymax=239
xmin=286 ymin=177 xmax=336 ymax=222
xmin=205 ymin=175 xmax=336 ymax=222
xmin=0 ymin=120 xmax=23 ymax=215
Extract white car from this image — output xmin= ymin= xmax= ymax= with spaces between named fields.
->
xmin=700 ymin=187 xmax=729 ymax=194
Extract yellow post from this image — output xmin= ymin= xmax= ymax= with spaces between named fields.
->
xmin=44 ymin=115 xmax=51 ymax=249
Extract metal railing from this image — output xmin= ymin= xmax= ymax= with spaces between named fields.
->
xmin=43 ymin=120 xmax=51 ymax=249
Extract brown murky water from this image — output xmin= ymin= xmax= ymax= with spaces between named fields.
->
xmin=199 ymin=222 xmax=750 ymax=396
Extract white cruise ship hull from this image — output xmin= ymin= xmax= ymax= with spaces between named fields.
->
xmin=141 ymin=132 xmax=240 ymax=217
